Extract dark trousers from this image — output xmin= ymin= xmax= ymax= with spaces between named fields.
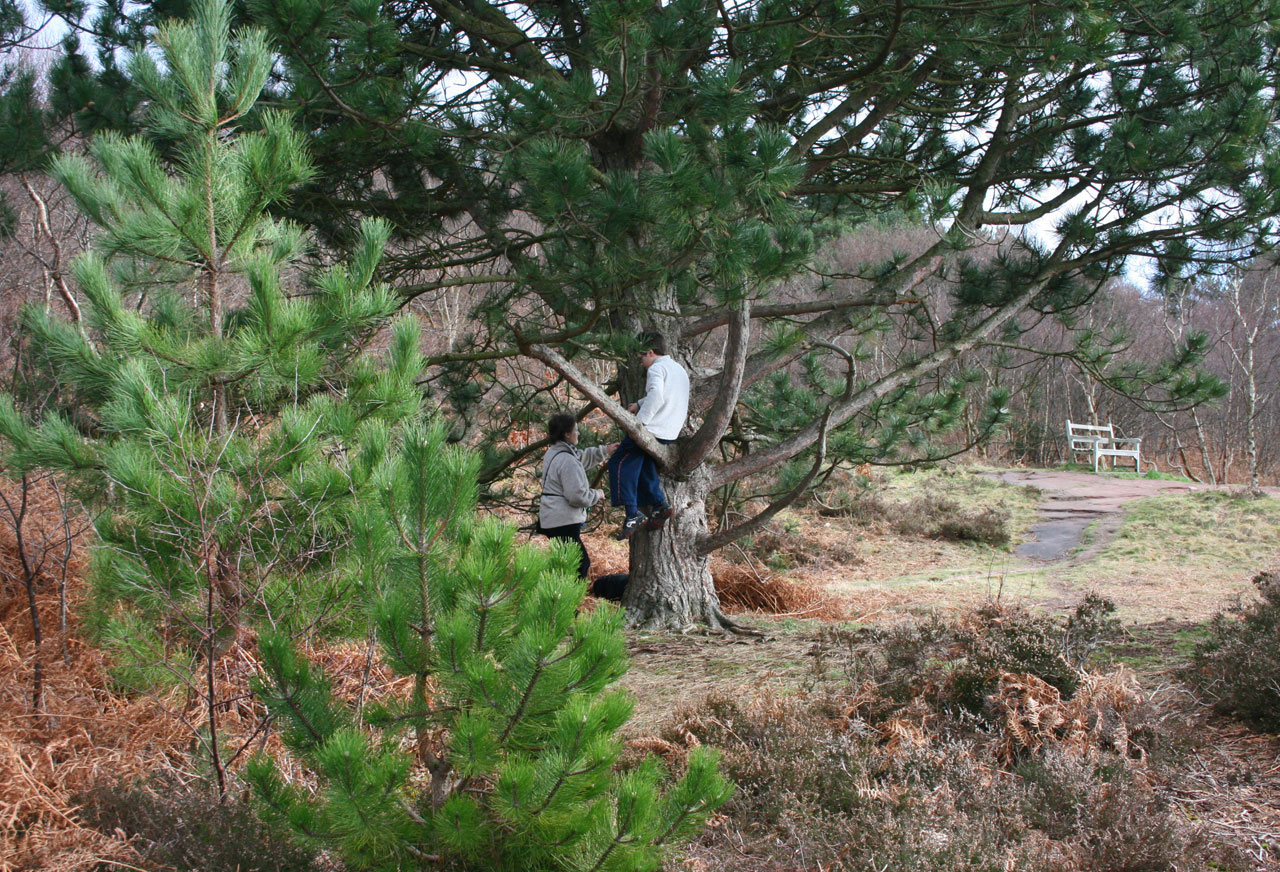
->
xmin=539 ymin=523 xmax=590 ymax=579
xmin=607 ymin=435 xmax=674 ymax=512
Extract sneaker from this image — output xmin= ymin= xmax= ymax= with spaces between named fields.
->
xmin=644 ymin=504 xmax=674 ymax=530
xmin=616 ymin=514 xmax=645 ymax=541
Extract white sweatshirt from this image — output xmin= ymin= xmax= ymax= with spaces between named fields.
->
xmin=635 ymin=356 xmax=690 ymax=440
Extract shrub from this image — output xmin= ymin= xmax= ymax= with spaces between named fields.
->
xmin=898 ymin=495 xmax=1011 ymax=546
xmin=742 ymin=514 xmax=815 ymax=568
xmin=1062 ymin=592 xmax=1123 ymax=668
xmin=1016 ymin=751 xmax=1099 ymax=839
xmin=663 ymin=691 xmax=862 ymax=821
xmin=668 ymin=691 xmax=1048 ymax=872
xmin=669 ymin=599 xmax=1239 ymax=872
xmin=1190 ymin=571 xmax=1280 ymax=732
xmin=1017 ymin=753 xmax=1206 ymax=872
xmin=815 ymin=484 xmax=891 ymax=524
xmin=79 ymin=773 xmax=322 ymax=872
xmin=833 ymin=603 xmax=1082 ymax=715
xmin=1078 ymin=777 xmax=1194 ymax=872
xmin=934 ymin=505 xmax=1012 ymax=546
xmin=818 ymin=486 xmax=1012 ymax=547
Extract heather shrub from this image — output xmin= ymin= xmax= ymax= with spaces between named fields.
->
xmin=819 ymin=485 xmax=1012 ymax=547
xmin=1016 ymin=751 xmax=1100 ymax=839
xmin=668 ymin=689 xmax=1206 ymax=871
xmin=662 ymin=690 xmax=861 ymax=820
xmin=1062 ymin=592 xmax=1124 ymax=668
xmin=668 ymin=691 xmax=1048 ymax=872
xmin=1190 ymin=571 xmax=1280 ymax=732
xmin=1017 ymin=752 xmax=1207 ymax=872
xmin=744 ymin=514 xmax=815 ymax=569
xmin=1078 ymin=777 xmax=1201 ymax=872
xmin=815 ymin=482 xmax=891 ymax=524
xmin=898 ymin=495 xmax=1012 ymax=546
xmin=829 ymin=599 xmax=1115 ymax=716
xmin=79 ymin=773 xmax=322 ymax=872
xmin=658 ymin=591 xmax=1255 ymax=872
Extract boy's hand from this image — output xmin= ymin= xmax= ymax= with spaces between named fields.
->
xmin=627 ymin=402 xmax=639 ymax=414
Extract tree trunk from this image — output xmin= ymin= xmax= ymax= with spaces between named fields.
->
xmin=621 ymin=468 xmax=742 ymax=633
xmin=1190 ymin=409 xmax=1216 ymax=485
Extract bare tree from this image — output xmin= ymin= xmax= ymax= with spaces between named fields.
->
xmin=0 ymin=471 xmax=86 ymax=712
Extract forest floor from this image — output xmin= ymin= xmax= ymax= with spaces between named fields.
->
xmin=5 ymin=464 xmax=1280 ymax=871
xmin=582 ymin=467 xmax=1280 ymax=731
xmin=576 ymin=466 xmax=1280 ymax=869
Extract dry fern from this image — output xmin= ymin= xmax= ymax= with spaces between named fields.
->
xmin=991 ymin=667 xmax=1144 ymax=765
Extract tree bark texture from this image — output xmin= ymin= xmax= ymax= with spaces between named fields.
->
xmin=621 ymin=468 xmax=745 ymax=633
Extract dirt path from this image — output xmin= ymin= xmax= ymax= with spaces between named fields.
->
xmin=993 ymin=470 xmax=1276 ymax=564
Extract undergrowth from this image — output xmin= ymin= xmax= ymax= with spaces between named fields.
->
xmin=78 ymin=772 xmax=323 ymax=872
xmin=816 ymin=478 xmax=1015 ymax=547
xmin=660 ymin=597 xmax=1247 ymax=872
xmin=813 ymin=594 xmax=1122 ymax=714
xmin=1190 ymin=570 xmax=1280 ymax=732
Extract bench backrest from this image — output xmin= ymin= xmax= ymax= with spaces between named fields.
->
xmin=1066 ymin=420 xmax=1113 ymax=452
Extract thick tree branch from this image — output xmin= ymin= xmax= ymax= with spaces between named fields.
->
xmin=697 ymin=340 xmax=850 ymax=554
xmin=698 ymin=413 xmax=828 ymax=555
xmin=681 ymin=293 xmax=920 ymax=339
xmin=679 ymin=300 xmax=750 ymax=473
xmin=709 ymin=276 xmax=1048 ymax=488
xmin=21 ymin=178 xmax=86 ymax=334
xmin=690 ymin=243 xmax=947 ymax=412
xmin=523 ymin=343 xmax=674 ymax=468
xmin=427 ymin=0 xmax=560 ymax=81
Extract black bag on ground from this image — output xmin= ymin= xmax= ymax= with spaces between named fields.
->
xmin=590 ymin=573 xmax=629 ymax=602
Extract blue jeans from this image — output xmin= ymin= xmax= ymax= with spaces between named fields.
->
xmin=607 ymin=435 xmax=674 ymax=513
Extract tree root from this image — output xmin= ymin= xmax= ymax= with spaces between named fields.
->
xmin=703 ymin=603 xmax=763 ymax=637
xmin=624 ymin=602 xmax=762 ymax=637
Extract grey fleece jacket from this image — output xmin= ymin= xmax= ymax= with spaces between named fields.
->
xmin=539 ymin=441 xmax=610 ymax=528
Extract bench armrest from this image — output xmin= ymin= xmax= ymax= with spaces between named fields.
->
xmin=1108 ymin=437 xmax=1141 ymax=447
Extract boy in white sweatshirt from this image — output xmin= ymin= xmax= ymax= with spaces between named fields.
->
xmin=608 ymin=332 xmax=690 ymax=540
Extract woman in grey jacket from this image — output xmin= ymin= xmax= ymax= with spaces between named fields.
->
xmin=538 ymin=413 xmax=616 ymax=579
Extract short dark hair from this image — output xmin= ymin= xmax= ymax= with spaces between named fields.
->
xmin=637 ymin=331 xmax=666 ymax=356
xmin=547 ymin=412 xmax=577 ymax=443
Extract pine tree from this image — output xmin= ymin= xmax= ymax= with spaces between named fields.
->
xmin=0 ymin=0 xmax=423 ymax=791
xmin=32 ymin=0 xmax=1280 ymax=630
xmin=250 ymin=422 xmax=731 ymax=871
xmin=2 ymin=5 xmax=733 ymax=855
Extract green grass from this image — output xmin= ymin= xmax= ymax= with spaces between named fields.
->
xmin=1170 ymin=624 xmax=1213 ymax=659
xmin=1104 ymin=622 xmax=1213 ymax=673
xmin=1108 ymin=468 xmax=1191 ymax=481
xmin=1095 ymin=490 xmax=1280 ymax=571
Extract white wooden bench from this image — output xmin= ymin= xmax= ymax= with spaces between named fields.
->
xmin=1066 ymin=420 xmax=1142 ymax=473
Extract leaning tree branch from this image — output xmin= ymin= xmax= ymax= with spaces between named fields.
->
xmin=689 ymin=241 xmax=947 ymax=413
xmin=697 ymin=340 xmax=852 ymax=554
xmin=21 ymin=177 xmax=86 ymax=333
xmin=709 ymin=275 xmax=1050 ymax=488
xmin=523 ymin=343 xmax=674 ymax=468
xmin=680 ymin=293 xmax=920 ymax=339
xmin=697 ymin=411 xmax=829 ymax=555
